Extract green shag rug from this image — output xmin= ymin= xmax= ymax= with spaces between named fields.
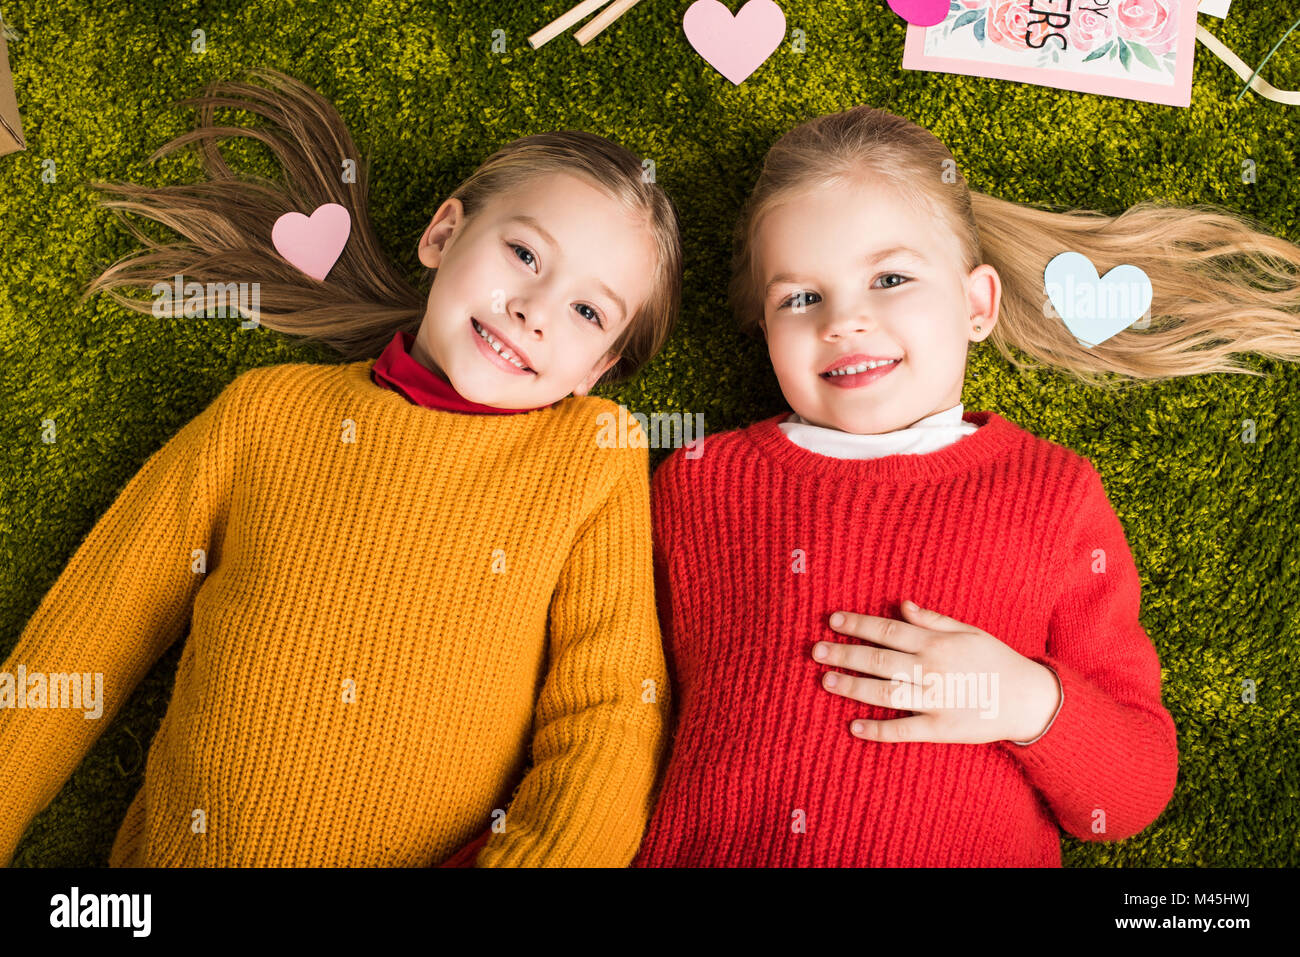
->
xmin=1 ymin=1 xmax=1297 ymax=867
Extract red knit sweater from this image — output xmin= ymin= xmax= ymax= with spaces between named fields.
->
xmin=632 ymin=410 xmax=1179 ymax=867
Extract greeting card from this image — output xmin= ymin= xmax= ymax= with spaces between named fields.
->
xmin=902 ymin=1 xmax=1202 ymax=107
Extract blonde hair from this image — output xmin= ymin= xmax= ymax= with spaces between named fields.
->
xmin=82 ymin=68 xmax=682 ymax=385
xmin=729 ymin=105 xmax=1300 ymax=390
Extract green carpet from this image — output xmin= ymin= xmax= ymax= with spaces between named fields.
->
xmin=1 ymin=1 xmax=1297 ymax=867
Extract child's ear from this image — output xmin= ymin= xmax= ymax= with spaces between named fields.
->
xmin=966 ymin=263 xmax=1000 ymax=341
xmin=757 ymin=317 xmax=768 ymax=342
xmin=573 ymin=353 xmax=621 ymax=396
xmin=418 ymin=198 xmax=465 ymax=269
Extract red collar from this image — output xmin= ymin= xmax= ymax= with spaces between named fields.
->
xmin=369 ymin=329 xmax=544 ymax=414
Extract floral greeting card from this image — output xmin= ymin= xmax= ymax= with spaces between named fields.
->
xmin=902 ymin=1 xmax=1201 ymax=107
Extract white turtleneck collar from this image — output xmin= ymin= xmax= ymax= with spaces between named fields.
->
xmin=778 ymin=403 xmax=977 ymax=459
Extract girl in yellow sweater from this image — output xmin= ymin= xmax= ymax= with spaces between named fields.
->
xmin=0 ymin=69 xmax=680 ymax=867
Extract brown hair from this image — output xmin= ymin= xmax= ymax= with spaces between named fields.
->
xmin=729 ymin=105 xmax=1300 ymax=389
xmin=81 ymin=68 xmax=682 ymax=385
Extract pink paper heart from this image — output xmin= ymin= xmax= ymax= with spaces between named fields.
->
xmin=683 ymin=0 xmax=786 ymax=86
xmin=272 ymin=203 xmax=351 ymax=281
xmin=887 ymin=0 xmax=950 ymax=27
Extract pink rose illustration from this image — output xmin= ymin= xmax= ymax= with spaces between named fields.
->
xmin=986 ymin=0 xmax=1039 ymax=52
xmin=1116 ymin=0 xmax=1178 ymax=56
xmin=1069 ymin=7 xmax=1115 ymax=54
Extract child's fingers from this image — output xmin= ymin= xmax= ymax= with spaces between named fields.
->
xmin=814 ymin=640 xmax=915 ymax=681
xmin=899 ymin=599 xmax=977 ymax=633
xmin=849 ymin=714 xmax=935 ymax=743
xmin=819 ymin=670 xmax=916 ymax=708
xmin=827 ymin=610 xmax=926 ymax=652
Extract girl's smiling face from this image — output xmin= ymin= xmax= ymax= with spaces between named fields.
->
xmin=410 ymin=172 xmax=657 ymax=409
xmin=755 ymin=178 xmax=1001 ymax=434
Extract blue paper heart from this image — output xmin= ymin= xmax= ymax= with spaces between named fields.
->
xmin=1043 ymin=251 xmax=1153 ymax=348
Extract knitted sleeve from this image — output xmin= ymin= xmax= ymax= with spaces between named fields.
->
xmin=0 ymin=374 xmax=247 ymax=866
xmin=1001 ymin=461 xmax=1180 ymax=842
xmin=475 ymin=443 xmax=672 ymax=867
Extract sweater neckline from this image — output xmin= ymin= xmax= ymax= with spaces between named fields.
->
xmin=342 ymin=357 xmax=556 ymax=418
xmin=745 ymin=408 xmax=1020 ymax=483
xmin=342 ymin=357 xmax=415 ymax=407
xmin=370 ymin=329 xmax=544 ymax=414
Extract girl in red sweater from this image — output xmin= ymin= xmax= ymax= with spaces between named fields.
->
xmin=633 ymin=106 xmax=1300 ymax=867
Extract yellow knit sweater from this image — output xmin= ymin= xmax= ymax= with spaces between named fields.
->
xmin=0 ymin=358 xmax=670 ymax=867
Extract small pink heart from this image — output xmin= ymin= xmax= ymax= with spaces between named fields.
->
xmin=272 ymin=203 xmax=351 ymax=281
xmin=887 ymin=0 xmax=950 ymax=27
xmin=683 ymin=0 xmax=786 ymax=86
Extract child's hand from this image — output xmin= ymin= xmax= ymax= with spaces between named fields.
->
xmin=812 ymin=601 xmax=1061 ymax=745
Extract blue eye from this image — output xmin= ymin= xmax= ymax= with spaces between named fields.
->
xmin=780 ymin=291 xmax=820 ymax=309
xmin=510 ymin=243 xmax=536 ymax=269
xmin=575 ymin=303 xmax=604 ymax=329
xmin=877 ymin=273 xmax=909 ymax=288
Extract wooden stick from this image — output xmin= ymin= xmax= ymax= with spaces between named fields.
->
xmin=574 ymin=0 xmax=643 ymax=46
xmin=529 ymin=0 xmax=615 ymax=50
